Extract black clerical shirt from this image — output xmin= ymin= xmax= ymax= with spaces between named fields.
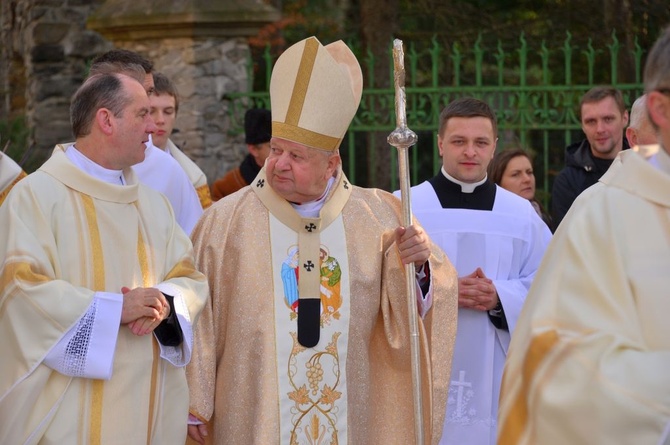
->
xmin=428 ymin=172 xmax=508 ymax=330
xmin=428 ymin=172 xmax=496 ymax=210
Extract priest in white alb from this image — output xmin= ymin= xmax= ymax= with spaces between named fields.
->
xmin=0 ymin=69 xmax=208 ymax=444
xmin=185 ymin=36 xmax=459 ymax=445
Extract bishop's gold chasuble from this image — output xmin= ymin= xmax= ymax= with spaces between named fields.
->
xmin=187 ymin=166 xmax=458 ymax=445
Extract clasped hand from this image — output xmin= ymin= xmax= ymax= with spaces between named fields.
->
xmin=120 ymin=286 xmax=170 ymax=336
xmin=458 ymin=267 xmax=498 ymax=311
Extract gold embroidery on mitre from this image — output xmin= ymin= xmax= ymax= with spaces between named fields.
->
xmin=269 ymin=36 xmax=361 ymax=153
xmin=286 ymin=37 xmax=319 ymax=127
xmin=272 ymin=121 xmax=342 ymax=152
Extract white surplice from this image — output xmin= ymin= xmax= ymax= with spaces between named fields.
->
xmin=164 ymin=139 xmax=212 ymax=209
xmin=133 ymin=142 xmax=203 ymax=234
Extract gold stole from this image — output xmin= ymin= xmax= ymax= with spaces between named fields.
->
xmin=77 ymin=194 xmax=160 ymax=445
xmin=253 ymin=168 xmax=352 ymax=444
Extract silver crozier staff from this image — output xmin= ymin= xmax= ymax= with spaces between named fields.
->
xmin=387 ymin=38 xmax=424 ymax=445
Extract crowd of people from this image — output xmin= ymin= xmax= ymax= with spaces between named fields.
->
xmin=1 ymin=23 xmax=669 ymax=445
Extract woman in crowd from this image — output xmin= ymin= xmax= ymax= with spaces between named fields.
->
xmin=488 ymin=148 xmax=552 ymax=229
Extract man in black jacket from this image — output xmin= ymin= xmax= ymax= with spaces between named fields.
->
xmin=551 ymin=86 xmax=629 ymax=231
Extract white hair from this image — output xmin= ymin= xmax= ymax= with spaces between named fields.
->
xmin=628 ymin=94 xmax=648 ymax=129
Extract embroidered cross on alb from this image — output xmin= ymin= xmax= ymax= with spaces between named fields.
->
xmin=305 ymin=223 xmax=317 ymax=232
xmin=303 ymin=260 xmax=315 ymax=271
xmin=256 ymin=179 xmax=265 ymax=188
xmin=451 ymin=370 xmax=472 ymax=419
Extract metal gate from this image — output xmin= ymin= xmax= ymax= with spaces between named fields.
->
xmin=225 ymin=31 xmax=646 ymax=205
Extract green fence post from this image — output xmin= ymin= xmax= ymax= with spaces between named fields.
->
xmin=475 ymin=33 xmax=483 ymax=87
xmin=540 ymin=40 xmax=551 ymax=200
xmin=430 ymin=36 xmax=442 ymax=172
xmin=583 ymin=38 xmax=597 ymax=85
xmin=495 ymin=40 xmax=505 ymax=87
xmin=263 ymin=45 xmax=273 ymax=91
xmin=518 ymin=33 xmax=528 ymax=148
xmin=563 ymin=31 xmax=573 ymax=86
xmin=451 ymin=42 xmax=462 ymax=87
xmin=430 ymin=36 xmax=440 ymax=89
xmin=633 ymin=36 xmax=644 ymax=84
xmin=607 ymin=30 xmax=620 ymax=85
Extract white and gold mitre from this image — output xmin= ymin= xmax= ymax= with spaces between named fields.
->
xmin=270 ymin=36 xmax=363 ymax=152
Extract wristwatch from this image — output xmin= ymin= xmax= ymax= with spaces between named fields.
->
xmin=488 ymin=299 xmax=503 ymax=317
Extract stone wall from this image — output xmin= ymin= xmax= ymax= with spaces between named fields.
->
xmin=0 ymin=0 xmax=111 ymax=167
xmin=117 ymin=37 xmax=252 ymax=182
xmin=1 ymin=0 xmax=278 ymax=181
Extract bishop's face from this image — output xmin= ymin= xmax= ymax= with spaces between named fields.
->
xmin=438 ymin=116 xmax=497 ymax=183
xmin=265 ymin=137 xmax=339 ymax=204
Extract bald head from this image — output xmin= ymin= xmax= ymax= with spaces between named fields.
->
xmin=626 ymin=94 xmax=657 ymax=147
xmin=71 ymin=73 xmax=133 ymax=138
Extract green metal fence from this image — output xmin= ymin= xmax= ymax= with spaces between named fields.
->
xmin=225 ymin=31 xmax=646 ymax=203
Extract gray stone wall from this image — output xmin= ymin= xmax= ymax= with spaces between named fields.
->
xmin=122 ymin=37 xmax=251 ymax=182
xmin=1 ymin=0 xmax=278 ymax=181
xmin=87 ymin=0 xmax=280 ymax=182
xmin=0 ymin=0 xmax=111 ymax=166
